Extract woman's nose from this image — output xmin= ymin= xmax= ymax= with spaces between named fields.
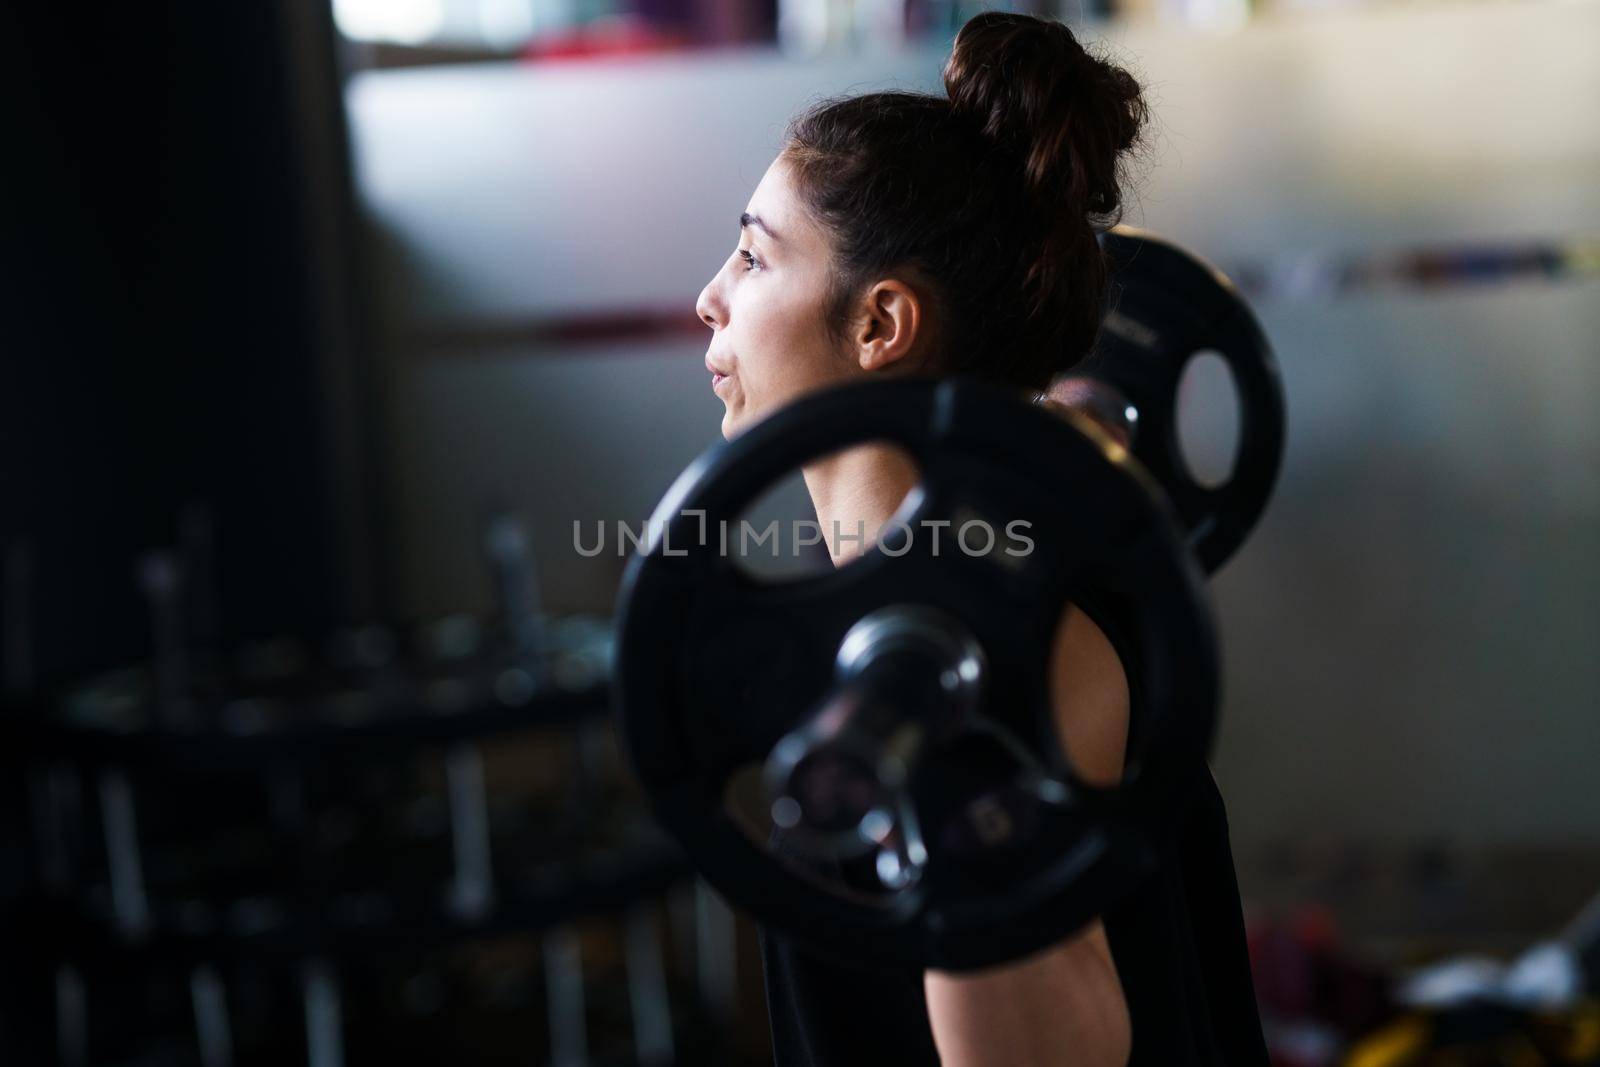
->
xmin=696 ymin=276 xmax=723 ymax=330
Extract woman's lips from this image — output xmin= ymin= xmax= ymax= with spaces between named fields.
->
xmin=706 ymin=356 xmax=732 ymax=393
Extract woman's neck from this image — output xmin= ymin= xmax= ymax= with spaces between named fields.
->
xmin=801 ymin=442 xmax=921 ymax=567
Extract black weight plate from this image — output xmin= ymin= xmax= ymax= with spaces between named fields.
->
xmin=613 ymin=376 xmax=1218 ymax=972
xmin=1083 ymin=227 xmax=1287 ymax=573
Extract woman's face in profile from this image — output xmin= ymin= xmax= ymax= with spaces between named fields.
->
xmin=696 ymin=155 xmax=857 ymax=440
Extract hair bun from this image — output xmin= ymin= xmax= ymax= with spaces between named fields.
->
xmin=942 ymin=12 xmax=1147 ymax=222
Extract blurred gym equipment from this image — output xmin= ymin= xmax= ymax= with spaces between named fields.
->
xmin=4 ymin=511 xmax=735 ymax=1066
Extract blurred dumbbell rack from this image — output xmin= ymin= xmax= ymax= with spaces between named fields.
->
xmin=1 ymin=517 xmax=752 ymax=1067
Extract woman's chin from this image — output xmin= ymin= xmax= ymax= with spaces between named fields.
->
xmin=719 ymin=391 xmax=756 ymax=437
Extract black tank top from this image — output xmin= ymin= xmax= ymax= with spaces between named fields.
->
xmin=757 ymin=594 xmax=1269 ymax=1066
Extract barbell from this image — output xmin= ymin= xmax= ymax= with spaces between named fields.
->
xmin=613 ymin=230 xmax=1285 ymax=971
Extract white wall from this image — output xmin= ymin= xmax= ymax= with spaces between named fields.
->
xmin=346 ymin=0 xmax=1600 ymax=845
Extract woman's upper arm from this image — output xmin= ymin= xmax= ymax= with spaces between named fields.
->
xmin=925 ymin=921 xmax=1130 ymax=1067
xmin=923 ymin=603 xmax=1133 ymax=1066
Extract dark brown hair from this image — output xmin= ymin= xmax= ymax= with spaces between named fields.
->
xmin=781 ymin=12 xmax=1149 ymax=392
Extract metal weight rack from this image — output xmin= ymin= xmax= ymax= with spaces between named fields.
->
xmin=1 ymin=513 xmax=742 ymax=1067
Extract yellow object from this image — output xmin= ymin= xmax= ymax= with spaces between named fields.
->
xmin=1551 ymin=999 xmax=1600 ymax=1061
xmin=1345 ymin=1015 xmax=1431 ymax=1067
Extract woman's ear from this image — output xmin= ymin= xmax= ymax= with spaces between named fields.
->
xmin=849 ymin=279 xmax=925 ymax=373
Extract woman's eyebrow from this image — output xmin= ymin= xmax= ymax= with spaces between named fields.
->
xmin=740 ymin=211 xmax=781 ymax=242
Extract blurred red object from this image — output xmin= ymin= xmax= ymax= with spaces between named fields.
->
xmin=521 ymin=15 xmax=693 ymax=62
xmin=1295 ymin=904 xmax=1340 ymax=954
xmin=1249 ymin=904 xmax=1394 ymax=1066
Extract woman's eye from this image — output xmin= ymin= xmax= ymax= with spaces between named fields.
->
xmin=738 ymin=249 xmax=759 ymax=271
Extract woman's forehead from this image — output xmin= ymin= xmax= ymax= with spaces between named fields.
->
xmin=746 ymin=164 xmax=789 ymax=225
xmin=745 ymin=158 xmax=818 ymax=248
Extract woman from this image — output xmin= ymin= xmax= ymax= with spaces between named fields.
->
xmin=694 ymin=12 xmax=1267 ymax=1066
